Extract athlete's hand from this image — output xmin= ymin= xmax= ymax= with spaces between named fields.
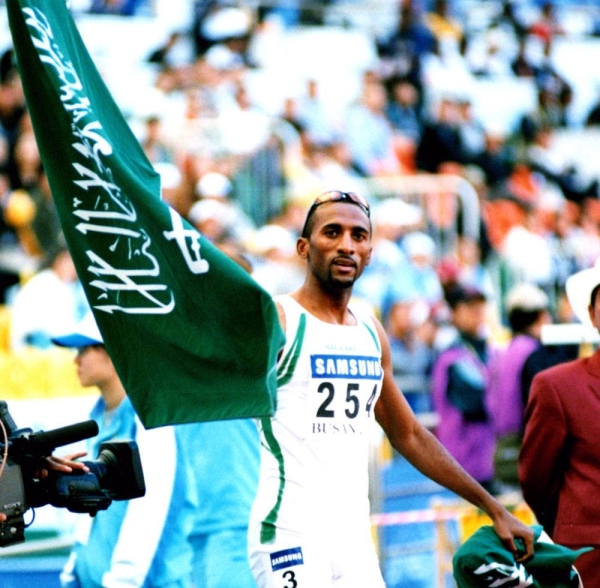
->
xmin=492 ymin=508 xmax=534 ymax=563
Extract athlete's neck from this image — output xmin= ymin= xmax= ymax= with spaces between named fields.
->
xmin=291 ymin=287 xmax=356 ymax=326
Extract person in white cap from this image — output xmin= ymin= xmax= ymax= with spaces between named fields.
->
xmin=519 ymin=257 xmax=600 ymax=585
xmin=52 ymin=312 xmax=194 ymax=588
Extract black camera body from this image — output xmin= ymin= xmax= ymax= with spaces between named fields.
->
xmin=0 ymin=400 xmax=146 ymax=547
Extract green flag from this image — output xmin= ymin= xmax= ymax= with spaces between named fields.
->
xmin=6 ymin=0 xmax=285 ymax=428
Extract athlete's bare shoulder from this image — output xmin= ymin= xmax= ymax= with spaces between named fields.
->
xmin=275 ymin=300 xmax=286 ymax=333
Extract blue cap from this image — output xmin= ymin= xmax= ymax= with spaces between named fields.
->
xmin=51 ymin=312 xmax=104 ymax=348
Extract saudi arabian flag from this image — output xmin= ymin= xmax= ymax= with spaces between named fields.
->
xmin=6 ymin=0 xmax=285 ymax=428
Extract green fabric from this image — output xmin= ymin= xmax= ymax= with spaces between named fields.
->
xmin=453 ymin=524 xmax=592 ymax=588
xmin=6 ymin=0 xmax=285 ymax=428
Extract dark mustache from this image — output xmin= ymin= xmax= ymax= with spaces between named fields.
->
xmin=332 ymin=255 xmax=356 ymax=266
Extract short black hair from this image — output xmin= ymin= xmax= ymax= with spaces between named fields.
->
xmin=301 ymin=198 xmax=371 ymax=238
xmin=508 ymin=308 xmax=545 ymax=334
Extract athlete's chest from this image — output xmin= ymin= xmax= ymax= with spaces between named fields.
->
xmin=281 ymin=318 xmax=383 ymax=438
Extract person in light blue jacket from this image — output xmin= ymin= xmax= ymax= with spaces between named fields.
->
xmin=177 ymin=420 xmax=260 ymax=588
xmin=53 ymin=312 xmax=194 ymax=588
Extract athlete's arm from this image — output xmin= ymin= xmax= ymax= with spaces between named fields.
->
xmin=371 ymin=319 xmax=534 ymax=562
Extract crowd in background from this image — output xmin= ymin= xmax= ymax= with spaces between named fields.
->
xmin=2 ymin=0 xmax=600 ymax=490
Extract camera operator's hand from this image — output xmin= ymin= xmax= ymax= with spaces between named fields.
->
xmin=39 ymin=451 xmax=89 ymax=478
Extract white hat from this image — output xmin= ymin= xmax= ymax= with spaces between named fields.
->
xmin=195 ymin=172 xmax=232 ymax=199
xmin=372 ymin=199 xmax=423 ymax=228
xmin=201 ymin=7 xmax=252 ymax=41
xmin=52 ymin=311 xmax=103 ymax=348
xmin=204 ymin=44 xmax=244 ymax=71
xmin=565 ymin=258 xmax=600 ymax=328
xmin=245 ymin=224 xmax=296 ymax=256
xmin=188 ymin=198 xmax=233 ymax=226
xmin=506 ymin=283 xmax=549 ymax=314
xmin=403 ymin=231 xmax=436 ymax=259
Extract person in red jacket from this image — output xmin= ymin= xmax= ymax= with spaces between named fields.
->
xmin=519 ymin=258 xmax=600 ymax=586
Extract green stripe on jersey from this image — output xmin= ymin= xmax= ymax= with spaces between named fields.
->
xmin=276 ymin=313 xmax=306 ymax=387
xmin=260 ymin=312 xmax=306 ymax=543
xmin=259 ymin=417 xmax=286 ymax=544
xmin=362 ymin=319 xmax=381 ymax=354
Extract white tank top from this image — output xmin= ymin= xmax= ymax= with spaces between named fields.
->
xmin=253 ymin=295 xmax=383 ymax=545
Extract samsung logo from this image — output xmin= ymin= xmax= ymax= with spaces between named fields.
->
xmin=270 ymin=547 xmax=304 ymax=571
xmin=310 ymin=354 xmax=381 ymax=380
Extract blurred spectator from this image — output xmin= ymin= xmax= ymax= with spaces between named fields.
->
xmin=415 ymin=94 xmax=465 ymax=173
xmin=526 ymin=125 xmax=598 ymax=205
xmin=402 ymin=230 xmax=444 ymax=308
xmin=188 ymin=198 xmax=235 ymax=245
xmin=200 ymin=7 xmax=256 ymax=67
xmin=191 ymin=1 xmax=220 ymax=58
xmin=193 ymin=171 xmax=254 ymax=242
xmin=584 ymin=86 xmax=600 ymax=127
xmin=385 ymin=77 xmax=423 ymax=173
xmin=455 ymin=235 xmax=496 ymax=302
xmin=293 ymin=78 xmax=340 ymax=147
xmin=343 ymin=76 xmax=404 ymax=177
xmin=431 ymin=283 xmax=498 ymax=494
xmin=385 ymin=77 xmax=423 ymax=143
xmin=267 ymin=195 xmax=307 ymax=241
xmin=556 ymin=201 xmax=600 ymax=274
xmin=532 ymin=40 xmax=572 ymax=126
xmin=467 ymin=27 xmax=514 ymax=78
xmin=377 ymin=0 xmax=434 ymax=91
xmin=473 ymin=131 xmax=515 ymax=189
xmin=89 ymin=0 xmax=149 ymax=16
xmin=456 ymin=96 xmax=487 ymax=165
xmin=424 ymin=0 xmax=464 ymax=44
xmin=246 ymin=224 xmax=303 ymax=296
xmin=528 ymin=2 xmax=564 ymax=45
xmin=421 ymin=37 xmax=474 ymax=107
xmin=517 ymin=87 xmax=563 ymax=147
xmin=3 ymin=164 xmax=63 ymax=265
xmin=9 ymin=246 xmax=88 ymax=350
xmin=511 ymin=36 xmax=537 ymax=78
xmin=489 ymin=0 xmax=527 ymax=43
xmin=386 ymin=290 xmax=435 ymax=414
xmin=140 ymin=115 xmax=175 ymax=165
xmin=146 ymin=31 xmax=193 ymax=71
xmin=0 ymin=50 xmax=27 ymax=189
xmin=0 ymin=168 xmax=32 ymax=302
xmin=354 ymin=198 xmax=421 ymax=318
xmin=219 ymin=82 xmax=272 ymax=157
xmin=499 ymin=199 xmax=555 ymax=290
xmin=488 ymin=283 xmax=552 ymax=487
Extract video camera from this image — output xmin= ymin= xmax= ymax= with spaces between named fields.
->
xmin=0 ymin=400 xmax=145 ymax=547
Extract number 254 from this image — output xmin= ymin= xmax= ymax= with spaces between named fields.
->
xmin=316 ymin=382 xmax=377 ymax=418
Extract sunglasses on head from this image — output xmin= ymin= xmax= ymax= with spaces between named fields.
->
xmin=301 ymin=191 xmax=370 ymax=236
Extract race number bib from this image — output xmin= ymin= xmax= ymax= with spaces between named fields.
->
xmin=270 ymin=547 xmax=305 ymax=588
xmin=308 ymin=354 xmax=381 ymax=436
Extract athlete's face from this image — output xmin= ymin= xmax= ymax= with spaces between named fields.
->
xmin=298 ymin=202 xmax=372 ymax=289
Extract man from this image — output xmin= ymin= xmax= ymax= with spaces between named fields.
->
xmin=488 ymin=283 xmax=551 ymax=488
xmin=248 ymin=190 xmax=534 ymax=587
xmin=52 ymin=312 xmax=194 ymax=588
xmin=519 ymin=258 xmax=600 ymax=585
xmin=431 ymin=283 xmax=497 ymax=493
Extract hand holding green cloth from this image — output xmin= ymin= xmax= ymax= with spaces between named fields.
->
xmin=453 ymin=524 xmax=591 ymax=587
xmin=6 ymin=0 xmax=285 ymax=428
